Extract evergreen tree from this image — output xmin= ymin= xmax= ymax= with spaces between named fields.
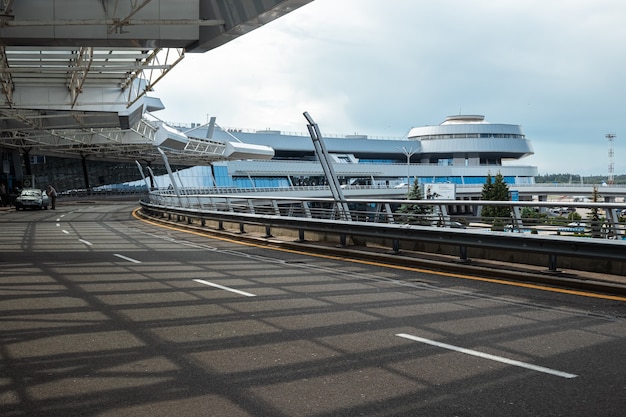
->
xmin=480 ymin=172 xmax=511 ymax=222
xmin=396 ymin=179 xmax=432 ymax=224
xmin=481 ymin=172 xmax=494 ymax=201
xmin=590 ymin=186 xmax=602 ymax=238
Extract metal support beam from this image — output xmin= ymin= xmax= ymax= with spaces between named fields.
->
xmin=145 ymin=165 xmax=157 ymax=188
xmin=68 ymin=47 xmax=94 ymax=108
xmin=0 ymin=0 xmax=14 ymax=16
xmin=21 ymin=148 xmax=31 ymax=175
xmin=135 ymin=160 xmax=151 ymax=190
xmin=384 ymin=203 xmax=395 ymax=223
xmin=157 ymin=147 xmax=182 ymax=207
xmin=81 ymin=154 xmax=90 ymax=190
xmin=0 ymin=46 xmax=14 ymax=106
xmin=122 ymin=48 xmax=185 ymax=108
xmin=303 ymin=111 xmax=351 ymax=221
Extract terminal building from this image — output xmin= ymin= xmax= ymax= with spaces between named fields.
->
xmin=160 ymin=114 xmax=538 ymax=190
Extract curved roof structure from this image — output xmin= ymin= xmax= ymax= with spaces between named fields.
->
xmin=407 ymin=115 xmax=534 ymax=160
xmin=205 ymin=114 xmax=534 ymax=162
xmin=0 ymin=0 xmax=312 ymax=164
xmin=167 ymin=114 xmax=537 ymax=188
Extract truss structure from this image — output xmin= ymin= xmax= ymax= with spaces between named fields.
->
xmin=0 ymin=0 xmax=311 ymax=164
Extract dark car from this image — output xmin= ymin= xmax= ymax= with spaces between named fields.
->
xmin=15 ymin=188 xmax=49 ymax=210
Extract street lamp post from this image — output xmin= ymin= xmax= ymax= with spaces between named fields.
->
xmin=398 ymin=146 xmax=416 ymax=195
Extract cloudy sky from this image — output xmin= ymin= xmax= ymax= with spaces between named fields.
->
xmin=154 ymin=0 xmax=626 ymax=177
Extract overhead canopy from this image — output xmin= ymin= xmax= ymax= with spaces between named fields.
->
xmin=0 ymin=0 xmax=312 ymax=164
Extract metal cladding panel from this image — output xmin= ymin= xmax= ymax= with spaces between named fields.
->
xmin=194 ymin=0 xmax=314 ymax=52
xmin=420 ymin=138 xmax=534 ymax=155
xmin=1 ymin=0 xmax=198 ymax=47
xmin=210 ymin=129 xmax=423 ymax=154
xmin=226 ymin=160 xmax=386 ymax=176
xmin=0 ymin=0 xmax=313 ymax=50
xmin=225 ymin=159 xmax=539 ymax=178
xmin=408 ymin=123 xmax=524 ymax=138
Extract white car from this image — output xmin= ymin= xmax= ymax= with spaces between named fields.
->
xmin=567 ymin=221 xmax=586 ymax=228
xmin=550 ymin=207 xmax=573 ymax=215
xmin=15 ymin=188 xmax=49 ymax=210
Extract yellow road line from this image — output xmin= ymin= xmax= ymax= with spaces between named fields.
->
xmin=132 ymin=208 xmax=626 ymax=302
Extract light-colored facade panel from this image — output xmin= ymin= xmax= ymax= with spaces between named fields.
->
xmin=0 ymin=0 xmax=313 ymax=51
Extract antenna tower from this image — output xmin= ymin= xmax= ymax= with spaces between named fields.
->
xmin=606 ymin=133 xmax=616 ymax=184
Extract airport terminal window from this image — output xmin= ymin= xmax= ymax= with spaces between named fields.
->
xmin=480 ymin=158 xmax=502 ymax=165
xmin=414 ymin=133 xmax=524 ymax=140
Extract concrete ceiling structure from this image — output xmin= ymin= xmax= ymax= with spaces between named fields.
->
xmin=0 ymin=0 xmax=313 ymax=165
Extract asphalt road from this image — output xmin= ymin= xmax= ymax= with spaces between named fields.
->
xmin=1 ymin=203 xmax=625 ymax=417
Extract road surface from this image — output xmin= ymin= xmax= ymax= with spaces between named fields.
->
xmin=1 ymin=203 xmax=624 ymax=416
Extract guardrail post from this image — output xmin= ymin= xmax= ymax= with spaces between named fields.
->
xmin=296 ymin=229 xmax=305 ymax=242
xmin=264 ymin=225 xmax=273 ymax=238
xmin=340 ymin=234 xmax=347 ymax=246
xmin=548 ymin=254 xmax=558 ymax=272
xmin=218 ymin=220 xmax=224 ymax=230
xmin=459 ymin=245 xmax=468 ymax=262
xmin=239 ymin=223 xmax=245 ymax=234
xmin=392 ymin=239 xmax=400 ymax=254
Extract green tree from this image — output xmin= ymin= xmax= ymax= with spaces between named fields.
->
xmin=590 ymin=186 xmax=602 ymax=238
xmin=480 ymin=172 xmax=511 ymax=223
xmin=396 ymin=179 xmax=432 ymax=224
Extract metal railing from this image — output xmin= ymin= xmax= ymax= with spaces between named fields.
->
xmin=140 ymin=191 xmax=626 ymax=276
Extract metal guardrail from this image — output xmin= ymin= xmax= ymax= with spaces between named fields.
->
xmin=59 ymin=189 xmax=149 ymax=199
xmin=140 ymin=192 xmax=626 ymax=274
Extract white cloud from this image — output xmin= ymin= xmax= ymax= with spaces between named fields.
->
xmin=153 ymin=0 xmax=626 ymax=175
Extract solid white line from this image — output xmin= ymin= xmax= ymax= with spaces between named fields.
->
xmin=193 ymin=279 xmax=256 ymax=297
xmin=396 ymin=333 xmax=577 ymax=379
xmin=114 ymin=253 xmax=142 ymax=264
xmin=78 ymin=239 xmax=92 ymax=246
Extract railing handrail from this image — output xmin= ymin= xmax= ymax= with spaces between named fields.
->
xmin=138 ymin=199 xmax=626 ymax=277
xmin=140 ymin=192 xmax=626 ymax=278
xmin=148 ymin=191 xmax=626 ymax=209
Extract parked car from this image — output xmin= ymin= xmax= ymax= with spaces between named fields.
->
xmin=447 ymin=221 xmax=466 ymax=229
xmin=15 ymin=188 xmax=49 ymax=210
xmin=550 ymin=207 xmax=574 ymax=215
xmin=567 ymin=221 xmax=587 ymax=228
